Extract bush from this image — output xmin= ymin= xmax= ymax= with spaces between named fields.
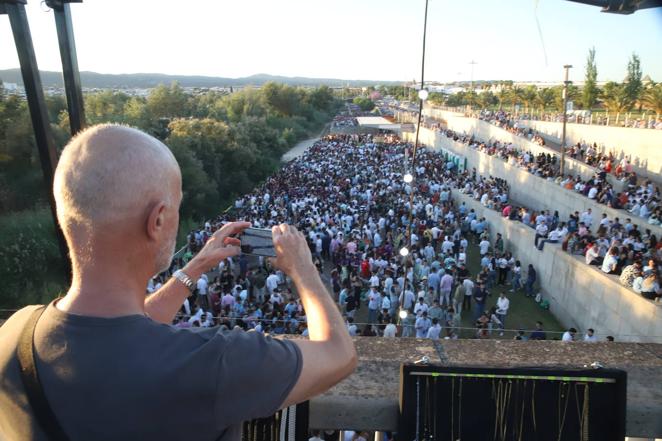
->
xmin=0 ymin=208 xmax=67 ymax=309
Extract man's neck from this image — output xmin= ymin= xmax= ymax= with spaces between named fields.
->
xmin=57 ymin=270 xmax=148 ymax=318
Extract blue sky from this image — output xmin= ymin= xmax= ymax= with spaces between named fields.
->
xmin=0 ymin=0 xmax=660 ymax=83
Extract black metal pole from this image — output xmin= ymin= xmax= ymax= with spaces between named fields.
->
xmin=3 ymin=0 xmax=71 ymax=278
xmin=49 ymin=0 xmax=86 ymax=135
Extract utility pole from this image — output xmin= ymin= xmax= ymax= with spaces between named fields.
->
xmin=560 ymin=64 xmax=572 ymax=176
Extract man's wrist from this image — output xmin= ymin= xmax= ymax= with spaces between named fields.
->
xmin=290 ymin=264 xmax=321 ymax=286
xmin=182 ymin=259 xmax=207 ymax=283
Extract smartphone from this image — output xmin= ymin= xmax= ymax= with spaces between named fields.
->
xmin=240 ymin=227 xmax=277 ymax=257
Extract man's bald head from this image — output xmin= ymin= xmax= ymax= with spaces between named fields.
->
xmin=54 ymin=124 xmax=181 ymax=235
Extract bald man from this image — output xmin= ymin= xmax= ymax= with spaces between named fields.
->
xmin=0 ymin=124 xmax=357 ymax=441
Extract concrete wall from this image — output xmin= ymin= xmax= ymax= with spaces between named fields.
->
xmin=518 ymin=120 xmax=662 ymax=182
xmin=452 ymin=191 xmax=662 ymax=343
xmin=424 ymin=109 xmax=625 ymax=190
xmin=309 ymin=337 xmax=662 ymax=437
xmin=401 ymin=126 xmax=662 ymax=238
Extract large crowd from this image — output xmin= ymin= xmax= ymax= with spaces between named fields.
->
xmin=143 ymin=125 xmax=659 ymax=341
xmin=515 ymin=111 xmax=662 ymax=130
xmin=146 ymin=129 xmax=643 ymax=343
xmin=430 ymin=121 xmax=662 ymax=301
xmin=475 ymin=110 xmax=662 ymax=224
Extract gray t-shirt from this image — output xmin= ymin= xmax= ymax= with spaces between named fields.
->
xmin=0 ymin=302 xmax=302 ymax=441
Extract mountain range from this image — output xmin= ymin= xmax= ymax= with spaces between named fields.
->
xmin=0 ymin=69 xmax=402 ymax=89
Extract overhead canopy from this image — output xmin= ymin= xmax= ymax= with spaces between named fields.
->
xmin=355 ymin=116 xmax=401 ymax=131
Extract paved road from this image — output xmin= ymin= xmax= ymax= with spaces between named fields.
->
xmin=281 ymin=137 xmax=320 ymax=162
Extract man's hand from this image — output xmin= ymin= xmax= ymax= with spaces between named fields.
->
xmin=184 ymin=221 xmax=251 ymax=280
xmin=270 ymin=224 xmax=315 ymax=281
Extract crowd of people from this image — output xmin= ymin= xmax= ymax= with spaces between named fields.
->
xmin=474 ymin=110 xmax=662 ymax=225
xmin=331 ymin=116 xmax=358 ymax=129
xmin=155 ymin=131 xmax=582 ymax=341
xmin=515 ymin=111 xmax=662 ymax=130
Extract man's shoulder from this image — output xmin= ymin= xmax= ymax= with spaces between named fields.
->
xmin=0 ymin=304 xmax=46 ymax=342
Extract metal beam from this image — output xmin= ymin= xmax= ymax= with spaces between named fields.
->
xmin=48 ymin=0 xmax=86 ymax=135
xmin=3 ymin=1 xmax=71 ymax=278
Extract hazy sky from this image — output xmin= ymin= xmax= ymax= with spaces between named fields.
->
xmin=0 ymin=0 xmax=660 ymax=83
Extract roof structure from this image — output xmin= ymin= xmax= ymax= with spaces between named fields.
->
xmin=355 ymin=116 xmax=401 ymax=130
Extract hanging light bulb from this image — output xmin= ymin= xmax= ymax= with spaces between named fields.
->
xmin=399 ymin=309 xmax=408 ymax=320
xmin=418 ymin=89 xmax=429 ymax=101
xmin=403 ymin=173 xmax=414 ymax=183
xmin=399 ymin=247 xmax=410 ymax=257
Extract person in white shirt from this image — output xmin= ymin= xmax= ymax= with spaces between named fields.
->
xmin=583 ymin=328 xmax=598 ymax=342
xmin=346 ymin=318 xmax=358 ymax=336
xmin=196 ymin=274 xmax=209 ymax=310
xmin=601 ymin=248 xmax=619 ymax=274
xmin=479 ymin=239 xmax=490 ymax=256
xmin=383 ymin=320 xmax=397 ymax=338
xmin=561 ymin=328 xmax=577 ymax=342
xmin=381 ymin=292 xmax=391 ymax=311
xmin=426 ymin=318 xmax=442 ymax=340
xmin=534 ymin=221 xmax=548 ymax=248
xmin=415 ymin=312 xmax=431 ymax=338
xmin=494 ymin=293 xmax=509 ymax=335
xmin=537 ymin=225 xmax=565 ymax=251
xmin=414 ymin=297 xmax=429 ymax=317
xmin=585 ymin=243 xmax=601 ymax=265
xmin=369 ymin=272 xmax=380 ymax=288
xmin=399 ymin=288 xmax=416 ymax=311
xmin=265 ymin=272 xmax=280 ymax=294
xmin=367 ymin=287 xmax=381 ymax=323
xmin=580 ymin=209 xmax=593 ymax=228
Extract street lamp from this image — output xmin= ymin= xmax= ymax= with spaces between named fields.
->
xmin=560 ymin=64 xmax=573 ymax=176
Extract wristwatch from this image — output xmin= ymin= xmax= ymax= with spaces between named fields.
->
xmin=172 ymin=270 xmax=196 ymax=293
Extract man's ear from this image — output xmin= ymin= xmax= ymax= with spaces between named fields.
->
xmin=146 ymin=201 xmax=167 ymax=241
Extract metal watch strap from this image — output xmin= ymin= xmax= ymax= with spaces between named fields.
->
xmin=172 ymin=270 xmax=196 ymax=293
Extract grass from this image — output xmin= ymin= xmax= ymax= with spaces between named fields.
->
xmin=350 ymin=237 xmax=564 ymax=340
xmin=456 ymin=239 xmax=564 ymax=340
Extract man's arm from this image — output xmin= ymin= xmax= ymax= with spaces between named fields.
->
xmin=273 ymin=225 xmax=357 ymax=408
xmin=145 ymin=221 xmax=250 ymax=324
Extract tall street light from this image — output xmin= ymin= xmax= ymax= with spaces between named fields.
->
xmin=560 ymin=64 xmax=572 ymax=177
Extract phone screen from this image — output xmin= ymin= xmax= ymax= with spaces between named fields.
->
xmin=240 ymin=228 xmax=277 ymax=257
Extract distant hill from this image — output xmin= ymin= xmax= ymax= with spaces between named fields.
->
xmin=0 ymin=69 xmax=402 ymax=89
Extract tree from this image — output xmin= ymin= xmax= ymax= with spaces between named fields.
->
xmin=534 ymin=88 xmax=555 ymax=113
xmin=477 ymin=91 xmax=496 ymax=109
xmin=352 ymin=96 xmax=375 ymax=111
xmin=507 ymin=86 xmax=524 ymax=112
xmin=146 ymin=82 xmax=190 ymax=119
xmin=496 ymin=88 xmax=509 ymax=111
xmin=552 ymin=84 xmax=579 ymax=112
xmin=601 ymin=82 xmax=632 ymax=114
xmin=641 ymin=83 xmax=662 ymax=118
xmin=582 ymin=47 xmax=599 ymax=109
xmin=521 ymin=86 xmax=537 ymax=115
xmin=624 ymin=53 xmax=642 ymax=110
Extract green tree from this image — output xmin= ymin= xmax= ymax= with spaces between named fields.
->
xmin=601 ymin=82 xmax=632 ymax=114
xmin=641 ymin=83 xmax=662 ymax=118
xmin=521 ymin=86 xmax=537 ymax=114
xmin=85 ymin=90 xmax=131 ymax=124
xmin=352 ymin=96 xmax=375 ymax=111
xmin=496 ymin=88 xmax=509 ymax=111
xmin=146 ymin=82 xmax=190 ymax=119
xmin=507 ymin=86 xmax=524 ymax=112
xmin=624 ymin=53 xmax=642 ymax=110
xmin=477 ymin=91 xmax=496 ymax=109
xmin=552 ymin=84 xmax=579 ymax=112
xmin=582 ymin=47 xmax=599 ymax=109
xmin=534 ymin=88 xmax=555 ymax=113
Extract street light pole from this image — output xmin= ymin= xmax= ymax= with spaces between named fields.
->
xmin=560 ymin=64 xmax=572 ymax=177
